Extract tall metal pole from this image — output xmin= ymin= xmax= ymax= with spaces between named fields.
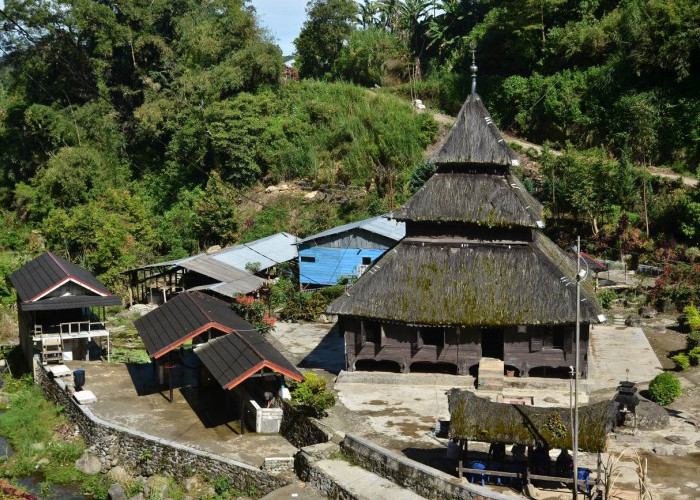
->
xmin=573 ymin=235 xmax=581 ymax=499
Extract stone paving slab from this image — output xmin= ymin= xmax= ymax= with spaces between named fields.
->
xmin=315 ymin=459 xmax=427 ymax=500
xmin=589 ymin=325 xmax=663 ymax=391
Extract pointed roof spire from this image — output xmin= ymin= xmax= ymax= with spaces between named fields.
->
xmin=470 ymin=41 xmax=478 ymax=94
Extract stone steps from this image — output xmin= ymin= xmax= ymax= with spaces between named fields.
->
xmin=477 ymin=357 xmax=504 ymax=393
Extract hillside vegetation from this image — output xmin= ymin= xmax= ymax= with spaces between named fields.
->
xmin=0 ymin=0 xmax=437 ymax=297
xmin=0 ymin=0 xmax=699 ymax=311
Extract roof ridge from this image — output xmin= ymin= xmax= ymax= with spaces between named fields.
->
xmin=230 ymin=329 xmax=266 ymax=362
xmin=46 ymin=252 xmax=71 ymax=278
xmin=186 ymin=291 xmax=216 ymax=323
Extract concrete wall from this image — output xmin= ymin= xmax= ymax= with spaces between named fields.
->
xmin=340 ymin=434 xmax=518 ymax=500
xmin=35 ymin=365 xmax=286 ymax=496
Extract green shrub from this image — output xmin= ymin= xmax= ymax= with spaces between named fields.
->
xmin=280 ymin=285 xmax=345 ymax=322
xmin=290 ymin=372 xmax=336 ymax=418
xmin=689 ymin=346 xmax=700 ymax=366
xmin=671 ymin=353 xmax=690 ymax=371
xmin=680 ymin=305 xmax=700 ymax=333
xmin=597 ymin=289 xmax=617 ymax=310
xmin=648 ymin=372 xmax=682 ymax=406
xmin=687 ymin=330 xmax=700 ymax=351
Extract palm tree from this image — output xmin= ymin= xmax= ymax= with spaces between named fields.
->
xmin=378 ymin=0 xmax=400 ymax=33
xmin=397 ymin=0 xmax=433 ymax=79
xmin=357 ymin=0 xmax=380 ymax=28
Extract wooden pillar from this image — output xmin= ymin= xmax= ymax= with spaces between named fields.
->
xmin=239 ymin=386 xmax=246 ymax=435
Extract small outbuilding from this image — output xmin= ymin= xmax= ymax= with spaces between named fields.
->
xmin=134 ymin=291 xmax=304 ymax=432
xmin=122 ymin=232 xmax=299 ymax=305
xmin=9 ymin=252 xmax=121 ymax=367
xmin=296 ymin=215 xmax=405 ymax=287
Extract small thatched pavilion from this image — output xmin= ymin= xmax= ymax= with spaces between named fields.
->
xmin=328 ymin=75 xmax=603 ymax=378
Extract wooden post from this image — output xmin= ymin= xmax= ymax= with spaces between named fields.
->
xmin=239 ymin=386 xmax=246 ymax=435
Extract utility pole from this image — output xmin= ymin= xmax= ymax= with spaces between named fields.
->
xmin=573 ymin=235 xmax=581 ymax=500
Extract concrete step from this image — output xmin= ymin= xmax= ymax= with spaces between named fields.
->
xmin=314 ymin=459 xmax=426 ymax=500
xmin=477 ymin=357 xmax=504 ymax=393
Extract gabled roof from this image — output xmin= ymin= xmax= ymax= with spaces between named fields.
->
xmin=134 ymin=291 xmax=255 ymax=358
xmin=211 ymin=232 xmax=299 ymax=271
xmin=431 ymin=93 xmax=518 ymax=166
xmin=195 ymin=331 xmax=304 ymax=390
xmin=9 ymin=252 xmax=120 ymax=308
xmin=179 ymin=256 xmax=266 ymax=294
xmin=297 ymin=215 xmax=406 ymax=245
xmin=392 ymin=172 xmax=543 ymax=227
xmin=579 ymin=252 xmax=608 ymax=273
xmin=122 ymin=232 xmax=299 ymax=274
xmin=327 ymin=233 xmax=602 ymax=326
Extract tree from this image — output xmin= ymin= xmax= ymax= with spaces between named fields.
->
xmin=294 ymin=0 xmax=358 ymax=79
xmin=335 ymin=28 xmax=406 ymax=86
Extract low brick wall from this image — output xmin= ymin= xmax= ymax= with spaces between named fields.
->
xmin=341 ymin=434 xmax=518 ymax=500
xmin=279 ymin=399 xmax=331 ymax=448
xmin=36 ymin=365 xmax=286 ymax=496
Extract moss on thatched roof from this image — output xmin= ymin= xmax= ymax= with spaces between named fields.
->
xmin=448 ymin=389 xmax=615 ymax=452
xmin=393 ymin=172 xmax=543 ymax=226
xmin=327 ymin=232 xmax=602 ymax=326
xmin=431 ymin=93 xmax=517 ymax=167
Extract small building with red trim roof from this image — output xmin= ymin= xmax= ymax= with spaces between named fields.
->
xmin=134 ymin=291 xmax=303 ymax=431
xmin=9 ymin=252 xmax=122 ymax=367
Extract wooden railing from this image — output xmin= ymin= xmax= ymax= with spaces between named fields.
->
xmin=33 ymin=321 xmax=106 ymax=336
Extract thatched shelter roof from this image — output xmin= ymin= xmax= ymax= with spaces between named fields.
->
xmin=393 ymin=172 xmax=543 ymax=227
xmin=327 ymin=232 xmax=602 ymax=326
xmin=447 ymin=389 xmax=615 ymax=452
xmin=431 ymin=93 xmax=518 ymax=167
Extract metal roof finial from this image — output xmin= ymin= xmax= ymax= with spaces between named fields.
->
xmin=470 ymin=41 xmax=478 ymax=94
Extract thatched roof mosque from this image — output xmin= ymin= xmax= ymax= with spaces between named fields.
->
xmin=447 ymin=389 xmax=615 ymax=453
xmin=328 ymin=87 xmax=602 ymax=327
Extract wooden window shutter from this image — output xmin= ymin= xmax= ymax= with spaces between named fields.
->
xmin=530 ymin=334 xmax=543 ymax=352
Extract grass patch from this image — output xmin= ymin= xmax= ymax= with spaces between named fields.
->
xmin=0 ymin=373 xmax=87 ymax=494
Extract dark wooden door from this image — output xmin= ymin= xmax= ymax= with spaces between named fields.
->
xmin=481 ymin=328 xmax=504 ymax=360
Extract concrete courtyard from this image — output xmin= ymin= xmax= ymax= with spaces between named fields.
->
xmin=66 ymin=360 xmax=297 ymax=467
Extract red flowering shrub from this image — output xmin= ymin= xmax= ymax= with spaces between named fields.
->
xmin=650 ymin=263 xmax=700 ymax=309
xmin=233 ymin=294 xmax=276 ymax=333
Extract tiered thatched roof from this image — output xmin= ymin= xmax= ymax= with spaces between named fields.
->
xmin=393 ymin=172 xmax=543 ymax=227
xmin=327 ymin=232 xmax=600 ymax=325
xmin=448 ymin=389 xmax=615 ymax=452
xmin=431 ymin=93 xmax=517 ymax=166
xmin=327 ymin=85 xmax=603 ymax=327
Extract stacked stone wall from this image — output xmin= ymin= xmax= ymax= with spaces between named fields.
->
xmin=35 ymin=365 xmax=286 ymax=496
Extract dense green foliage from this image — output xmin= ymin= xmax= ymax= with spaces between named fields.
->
xmin=0 ymin=0 xmax=436 ymax=294
xmin=647 ymin=372 xmax=682 ymax=406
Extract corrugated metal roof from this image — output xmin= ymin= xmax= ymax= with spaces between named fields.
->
xmin=121 ymin=232 xmax=299 ymax=273
xmin=211 ymin=232 xmax=300 ymax=271
xmin=297 ymin=215 xmax=405 ymax=245
xmin=180 ymin=256 xmax=266 ymax=295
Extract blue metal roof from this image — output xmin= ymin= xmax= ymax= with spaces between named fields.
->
xmin=297 ymin=215 xmax=405 ymax=245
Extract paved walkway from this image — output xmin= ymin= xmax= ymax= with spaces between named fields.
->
xmin=314 ymin=459 xmax=427 ymax=500
xmin=589 ymin=325 xmax=663 ymax=391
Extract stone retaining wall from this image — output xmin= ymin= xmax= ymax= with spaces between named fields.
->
xmin=279 ymin=399 xmax=331 ymax=448
xmin=341 ymin=434 xmax=518 ymax=500
xmin=294 ymin=443 xmax=359 ymax=500
xmin=35 ymin=365 xmax=286 ymax=496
